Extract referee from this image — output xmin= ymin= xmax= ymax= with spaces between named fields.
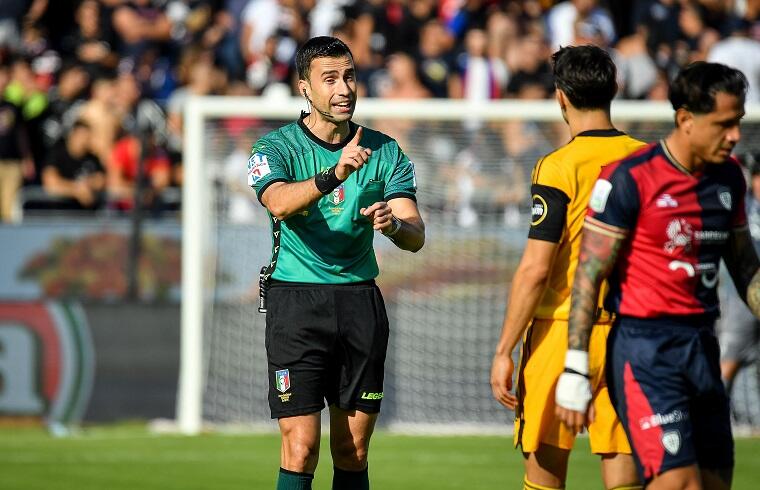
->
xmin=248 ymin=36 xmax=425 ymax=490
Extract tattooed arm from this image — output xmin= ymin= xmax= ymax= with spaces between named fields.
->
xmin=723 ymin=227 xmax=760 ymax=317
xmin=567 ymin=223 xmax=627 ymax=351
xmin=555 ymin=220 xmax=627 ymax=434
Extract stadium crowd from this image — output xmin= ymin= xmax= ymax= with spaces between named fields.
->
xmin=1 ymin=0 xmax=760 ymax=220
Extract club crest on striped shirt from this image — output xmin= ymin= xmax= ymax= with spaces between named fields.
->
xmin=718 ymin=190 xmax=732 ymax=211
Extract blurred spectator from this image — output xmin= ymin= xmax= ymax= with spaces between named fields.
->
xmin=0 ymin=0 xmax=47 ymax=51
xmin=415 ymin=20 xmax=459 ymax=98
xmin=114 ymin=71 xmax=167 ymax=147
xmin=78 ymin=73 xmax=120 ymax=166
xmin=207 ymin=0 xmax=249 ymax=80
xmin=60 ymin=0 xmax=118 ymax=74
xmin=614 ymin=28 xmax=658 ymax=99
xmin=40 ymin=63 xmax=89 ymax=150
xmin=505 ymin=33 xmax=553 ymax=97
xmin=456 ymin=28 xmax=507 ymax=102
xmin=41 ymin=119 xmax=105 ymax=210
xmin=632 ymin=0 xmax=680 ymax=59
xmin=220 ymin=128 xmax=261 ymax=224
xmin=108 ymin=133 xmax=171 ymax=212
xmin=377 ymin=52 xmax=431 ymax=99
xmin=678 ymin=1 xmax=719 ymax=64
xmin=0 ymin=62 xmax=33 ymax=222
xmin=240 ymin=0 xmax=304 ymax=93
xmin=111 ymin=0 xmax=172 ymax=62
xmin=708 ymin=17 xmax=760 ymax=103
xmin=546 ymin=0 xmax=616 ymax=50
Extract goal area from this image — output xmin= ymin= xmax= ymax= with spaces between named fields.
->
xmin=177 ymin=97 xmax=760 ymax=435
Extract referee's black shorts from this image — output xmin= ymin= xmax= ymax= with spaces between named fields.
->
xmin=265 ymin=279 xmax=389 ymax=419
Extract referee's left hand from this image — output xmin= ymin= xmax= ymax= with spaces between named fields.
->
xmin=361 ymin=201 xmax=393 ymax=233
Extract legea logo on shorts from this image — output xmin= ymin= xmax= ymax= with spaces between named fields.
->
xmin=360 ymin=392 xmax=383 ymax=400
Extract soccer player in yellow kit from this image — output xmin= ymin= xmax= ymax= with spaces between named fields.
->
xmin=490 ymin=45 xmax=645 ymax=490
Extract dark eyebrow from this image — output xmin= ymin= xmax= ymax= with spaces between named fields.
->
xmin=321 ymin=68 xmax=355 ymax=77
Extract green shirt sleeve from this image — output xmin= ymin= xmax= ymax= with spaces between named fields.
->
xmin=248 ymin=140 xmax=291 ymax=202
xmin=384 ymin=145 xmax=417 ymax=201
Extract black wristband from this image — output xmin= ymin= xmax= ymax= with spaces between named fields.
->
xmin=314 ymin=165 xmax=343 ymax=194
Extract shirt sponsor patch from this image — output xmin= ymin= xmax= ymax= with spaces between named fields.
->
xmin=247 ymin=153 xmax=271 ymax=186
xmin=589 ymin=179 xmax=613 ymax=212
xmin=531 ymin=194 xmax=548 ymax=226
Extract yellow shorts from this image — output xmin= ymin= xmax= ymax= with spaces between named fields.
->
xmin=514 ymin=318 xmax=630 ymax=455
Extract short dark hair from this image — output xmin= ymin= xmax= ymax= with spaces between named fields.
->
xmin=551 ymin=45 xmax=617 ymax=110
xmin=296 ymin=36 xmax=353 ymax=81
xmin=669 ymin=62 xmax=747 ymax=114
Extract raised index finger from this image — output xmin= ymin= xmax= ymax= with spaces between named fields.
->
xmin=349 ymin=126 xmax=363 ymax=146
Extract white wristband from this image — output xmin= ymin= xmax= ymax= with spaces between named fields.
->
xmin=564 ymin=349 xmax=589 ymax=376
xmin=384 ymin=216 xmax=402 ymax=237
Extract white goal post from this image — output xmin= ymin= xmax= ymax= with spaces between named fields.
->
xmin=178 ymin=96 xmax=760 ymax=435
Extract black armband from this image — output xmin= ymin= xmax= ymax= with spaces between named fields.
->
xmin=314 ymin=165 xmax=343 ymax=194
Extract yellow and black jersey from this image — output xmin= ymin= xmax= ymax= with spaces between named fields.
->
xmin=529 ymin=129 xmax=646 ymax=321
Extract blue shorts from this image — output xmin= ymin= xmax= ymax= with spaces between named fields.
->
xmin=606 ymin=315 xmax=734 ymax=482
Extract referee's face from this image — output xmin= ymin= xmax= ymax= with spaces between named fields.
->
xmin=304 ymin=55 xmax=357 ymax=123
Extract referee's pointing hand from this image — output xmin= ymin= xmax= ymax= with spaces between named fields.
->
xmin=336 ymin=127 xmax=372 ymax=180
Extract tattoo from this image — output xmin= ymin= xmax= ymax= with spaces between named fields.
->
xmin=724 ymin=227 xmax=760 ymax=316
xmin=568 ymin=227 xmax=625 ymax=351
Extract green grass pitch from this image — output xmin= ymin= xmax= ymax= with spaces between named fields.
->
xmin=2 ymin=425 xmax=759 ymax=489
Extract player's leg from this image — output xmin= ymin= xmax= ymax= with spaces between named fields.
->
xmin=329 ymin=282 xmax=390 ymax=490
xmin=329 ymin=406 xmax=378 ymax=489
xmin=606 ymin=318 xmax=701 ymax=490
xmin=267 ymin=284 xmax=336 ymax=489
xmin=523 ymin=444 xmax=570 ymax=489
xmin=277 ymin=413 xmax=321 ymax=488
xmin=692 ymin=327 xmax=734 ymax=490
xmin=588 ymin=323 xmax=642 ymax=490
xmin=645 ymin=465 xmax=701 ymax=490
xmin=517 ymin=320 xmax=576 ymax=489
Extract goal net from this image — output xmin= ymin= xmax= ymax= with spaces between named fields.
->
xmin=177 ymin=97 xmax=760 ymax=435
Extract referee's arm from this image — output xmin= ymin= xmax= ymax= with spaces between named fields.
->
xmin=362 ymin=197 xmax=425 ymax=252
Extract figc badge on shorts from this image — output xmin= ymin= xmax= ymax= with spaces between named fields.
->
xmin=275 ymin=369 xmax=291 ymax=393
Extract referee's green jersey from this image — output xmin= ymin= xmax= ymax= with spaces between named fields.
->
xmin=249 ymin=114 xmax=417 ymax=284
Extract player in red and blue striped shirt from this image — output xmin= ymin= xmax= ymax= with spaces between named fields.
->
xmin=555 ymin=62 xmax=760 ymax=489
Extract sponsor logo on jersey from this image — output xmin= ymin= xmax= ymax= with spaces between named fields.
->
xmin=719 ymin=189 xmax=732 ymax=211
xmin=331 ymin=184 xmax=345 ymax=206
xmin=247 ymin=153 xmax=271 ymax=186
xmin=656 ymin=194 xmax=678 ymax=208
xmin=589 ymin=179 xmax=613 ymax=213
xmin=275 ymin=369 xmax=290 ymax=393
xmin=531 ymin=194 xmax=548 ymax=226
xmin=667 ymin=261 xmax=719 ymax=287
xmin=662 ymin=430 xmax=681 ymax=455
xmin=664 ymin=219 xmax=693 ymax=253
